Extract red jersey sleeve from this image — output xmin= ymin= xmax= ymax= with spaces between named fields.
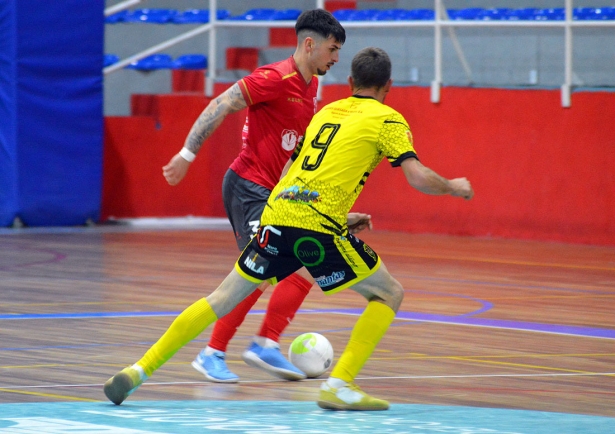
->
xmin=238 ymin=67 xmax=283 ymax=106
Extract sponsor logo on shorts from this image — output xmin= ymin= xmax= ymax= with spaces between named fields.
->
xmin=248 ymin=220 xmax=260 ymax=234
xmin=315 ymin=271 xmax=346 ymax=288
xmin=243 ymin=250 xmax=269 ymax=275
xmin=335 ymin=237 xmax=358 ymax=268
xmin=293 ymin=237 xmax=325 ymax=266
xmin=257 ymin=225 xmax=281 ymax=256
xmin=363 ymin=244 xmax=377 ymax=261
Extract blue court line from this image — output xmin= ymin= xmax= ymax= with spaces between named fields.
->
xmin=2 ymin=308 xmax=613 ymax=340
xmin=0 ymin=311 xmax=180 ymax=320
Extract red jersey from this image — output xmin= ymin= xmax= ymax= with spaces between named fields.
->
xmin=231 ymin=56 xmax=318 ymax=190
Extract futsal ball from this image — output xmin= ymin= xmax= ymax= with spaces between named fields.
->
xmin=288 ymin=332 xmax=334 ymax=378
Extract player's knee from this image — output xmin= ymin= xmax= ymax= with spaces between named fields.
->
xmin=388 ymin=278 xmax=404 ymax=311
xmin=295 ymin=267 xmax=315 ymax=284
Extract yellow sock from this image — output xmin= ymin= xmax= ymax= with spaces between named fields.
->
xmin=136 ymin=298 xmax=217 ymax=377
xmin=330 ymin=301 xmax=395 ymax=383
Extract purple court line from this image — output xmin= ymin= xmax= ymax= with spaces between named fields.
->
xmin=0 ymin=245 xmax=67 ymax=271
xmin=406 ymin=290 xmax=494 ymax=316
xmin=1 ymin=309 xmax=613 ymax=341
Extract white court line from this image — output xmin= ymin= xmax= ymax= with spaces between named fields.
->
xmin=1 ymin=372 xmax=613 ymax=391
xmin=392 ymin=318 xmax=615 ymax=341
xmin=298 ymin=311 xmax=615 ymax=341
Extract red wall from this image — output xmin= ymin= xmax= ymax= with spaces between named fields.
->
xmin=102 ymin=85 xmax=615 ymax=245
xmin=102 ymin=84 xmax=244 ymax=219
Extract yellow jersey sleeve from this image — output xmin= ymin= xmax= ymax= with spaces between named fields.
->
xmin=377 ymin=112 xmax=418 ymax=166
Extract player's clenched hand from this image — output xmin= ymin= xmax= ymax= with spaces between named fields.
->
xmin=449 ymin=178 xmax=474 ymax=200
xmin=163 ymin=153 xmax=192 ymax=186
xmin=347 ymin=212 xmax=373 ymax=234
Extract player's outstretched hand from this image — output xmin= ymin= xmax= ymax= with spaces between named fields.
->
xmin=449 ymin=178 xmax=474 ymax=200
xmin=347 ymin=212 xmax=373 ymax=234
xmin=163 ymin=153 xmax=192 ymax=186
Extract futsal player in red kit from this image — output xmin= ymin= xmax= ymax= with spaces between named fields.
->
xmin=162 ymin=9 xmax=358 ymax=382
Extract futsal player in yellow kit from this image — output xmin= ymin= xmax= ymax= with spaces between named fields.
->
xmin=104 ymin=47 xmax=474 ymax=410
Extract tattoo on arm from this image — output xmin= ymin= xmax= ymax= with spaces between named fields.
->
xmin=226 ymin=83 xmax=248 ymax=112
xmin=184 ymin=83 xmax=248 ymax=154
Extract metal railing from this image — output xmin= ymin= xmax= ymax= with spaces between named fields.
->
xmin=104 ymin=0 xmax=615 ymax=107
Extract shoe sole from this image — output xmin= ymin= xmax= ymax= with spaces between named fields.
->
xmin=242 ymin=351 xmax=306 ymax=381
xmin=191 ymin=360 xmax=239 ymax=383
xmin=103 ymin=373 xmax=133 ymax=405
xmin=317 ymin=399 xmax=390 ymax=411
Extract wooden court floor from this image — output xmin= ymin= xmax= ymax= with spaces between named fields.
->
xmin=1 ymin=225 xmax=614 ymax=418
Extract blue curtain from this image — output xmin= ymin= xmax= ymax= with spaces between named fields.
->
xmin=0 ymin=0 xmax=104 ymax=226
xmin=0 ymin=1 xmax=18 ymax=226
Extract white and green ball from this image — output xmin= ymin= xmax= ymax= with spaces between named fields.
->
xmin=288 ymin=332 xmax=334 ymax=378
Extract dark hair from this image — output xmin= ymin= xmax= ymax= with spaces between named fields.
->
xmin=351 ymin=47 xmax=391 ymax=89
xmin=295 ymin=9 xmax=346 ymax=44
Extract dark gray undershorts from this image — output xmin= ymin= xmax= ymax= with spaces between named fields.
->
xmin=222 ymin=168 xmax=271 ymax=250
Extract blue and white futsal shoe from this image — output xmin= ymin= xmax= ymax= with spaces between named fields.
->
xmin=242 ymin=341 xmax=306 ymax=380
xmin=192 ymin=349 xmax=239 ymax=383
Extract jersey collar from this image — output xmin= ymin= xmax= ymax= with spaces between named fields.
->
xmin=351 ymin=94 xmax=377 ymax=100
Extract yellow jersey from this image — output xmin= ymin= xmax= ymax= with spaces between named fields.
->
xmin=261 ymin=95 xmax=418 ymax=235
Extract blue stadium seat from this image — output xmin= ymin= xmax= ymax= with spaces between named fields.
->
xmin=335 ymin=8 xmax=436 ymax=21
xmin=229 ymin=8 xmax=277 ymax=21
xmin=123 ymin=9 xmax=178 ymax=24
xmin=104 ymin=54 xmax=120 ymax=67
xmin=172 ymin=9 xmax=231 ymax=23
xmin=535 ymin=8 xmax=565 ymax=21
xmin=600 ymin=7 xmax=615 ymax=19
xmin=126 ymin=54 xmax=175 ymax=70
xmin=105 ymin=10 xmax=128 ymax=24
xmin=271 ymin=9 xmax=302 ymax=20
xmin=403 ymin=9 xmax=435 ymax=20
xmin=447 ymin=8 xmax=483 ymax=20
xmin=507 ymin=8 xmax=541 ymax=21
xmin=477 ymin=8 xmax=511 ymax=20
xmin=377 ymin=9 xmax=433 ymax=21
xmin=172 ymin=54 xmax=208 ymax=70
xmin=574 ymin=7 xmax=615 ymax=20
xmin=332 ymin=9 xmax=355 ymax=21
xmin=352 ymin=9 xmax=380 ymax=20
xmin=574 ymin=7 xmax=593 ymax=20
xmin=331 ymin=9 xmax=378 ymax=21
xmin=372 ymin=9 xmax=402 ymax=21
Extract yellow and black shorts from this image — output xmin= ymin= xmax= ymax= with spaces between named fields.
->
xmin=235 ymin=225 xmax=381 ymax=294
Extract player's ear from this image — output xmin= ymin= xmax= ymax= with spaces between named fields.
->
xmin=384 ymin=79 xmax=393 ymax=93
xmin=348 ymin=76 xmax=354 ymax=92
xmin=304 ymin=36 xmax=314 ymax=52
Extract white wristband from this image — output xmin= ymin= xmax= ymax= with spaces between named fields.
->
xmin=179 ymin=147 xmax=196 ymax=162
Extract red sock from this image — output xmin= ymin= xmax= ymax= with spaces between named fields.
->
xmin=258 ymin=273 xmax=313 ymax=342
xmin=208 ymin=288 xmax=264 ymax=352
